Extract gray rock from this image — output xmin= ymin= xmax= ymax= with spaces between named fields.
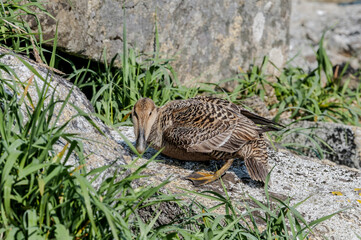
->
xmin=0 ymin=46 xmax=131 ymax=189
xmin=32 ymin=0 xmax=290 ymax=84
xmin=117 ymin=125 xmax=361 ymax=239
xmin=280 ymin=120 xmax=361 ymax=169
xmin=289 ymin=0 xmax=361 ymax=72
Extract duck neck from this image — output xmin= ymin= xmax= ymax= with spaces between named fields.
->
xmin=147 ymin=113 xmax=163 ymax=150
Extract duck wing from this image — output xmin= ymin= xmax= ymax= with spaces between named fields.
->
xmin=162 ymin=99 xmax=261 ymax=154
xmin=193 ymin=96 xmax=284 ymax=132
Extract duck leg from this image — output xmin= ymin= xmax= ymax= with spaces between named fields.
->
xmin=186 ymin=159 xmax=234 ymax=186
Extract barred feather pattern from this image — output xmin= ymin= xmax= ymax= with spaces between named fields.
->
xmin=238 ymin=138 xmax=269 ymax=182
xmin=194 ymin=95 xmax=283 ymax=132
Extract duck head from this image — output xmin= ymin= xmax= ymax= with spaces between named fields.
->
xmin=132 ymin=98 xmax=158 ymax=154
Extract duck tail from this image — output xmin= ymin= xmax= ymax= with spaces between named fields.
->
xmin=240 ymin=109 xmax=284 ymax=132
xmin=259 ymin=125 xmax=283 ymax=133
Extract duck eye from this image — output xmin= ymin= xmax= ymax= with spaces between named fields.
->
xmin=148 ymin=111 xmax=152 ymax=116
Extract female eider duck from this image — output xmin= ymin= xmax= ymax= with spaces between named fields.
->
xmin=132 ymin=96 xmax=283 ymax=185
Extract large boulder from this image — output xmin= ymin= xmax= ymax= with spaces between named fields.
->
xmin=33 ymin=0 xmax=290 ymax=83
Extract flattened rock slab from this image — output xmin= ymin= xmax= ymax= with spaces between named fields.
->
xmin=0 ymin=47 xmax=130 ymax=188
xmin=116 ymin=126 xmax=361 ymax=240
xmin=33 ymin=0 xmax=290 ymax=83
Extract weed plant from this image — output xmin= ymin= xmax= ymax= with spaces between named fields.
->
xmin=216 ymin=57 xmax=270 ymax=104
xmin=0 ymin=0 xmax=57 ymax=66
xmin=220 ymin=35 xmax=361 ymax=127
xmin=271 ymin=36 xmax=361 ymax=126
xmin=68 ymin=48 xmax=202 ymax=126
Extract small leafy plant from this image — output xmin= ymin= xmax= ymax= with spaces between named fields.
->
xmin=215 ymin=35 xmax=360 ymax=127
xmin=272 ymin=35 xmax=360 ymax=126
xmin=0 ymin=0 xmax=57 ymax=66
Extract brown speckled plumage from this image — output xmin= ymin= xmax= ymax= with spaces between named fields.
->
xmin=132 ymin=96 xmax=283 ymax=185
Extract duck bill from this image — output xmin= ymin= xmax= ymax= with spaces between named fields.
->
xmin=136 ymin=128 xmax=146 ymax=154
